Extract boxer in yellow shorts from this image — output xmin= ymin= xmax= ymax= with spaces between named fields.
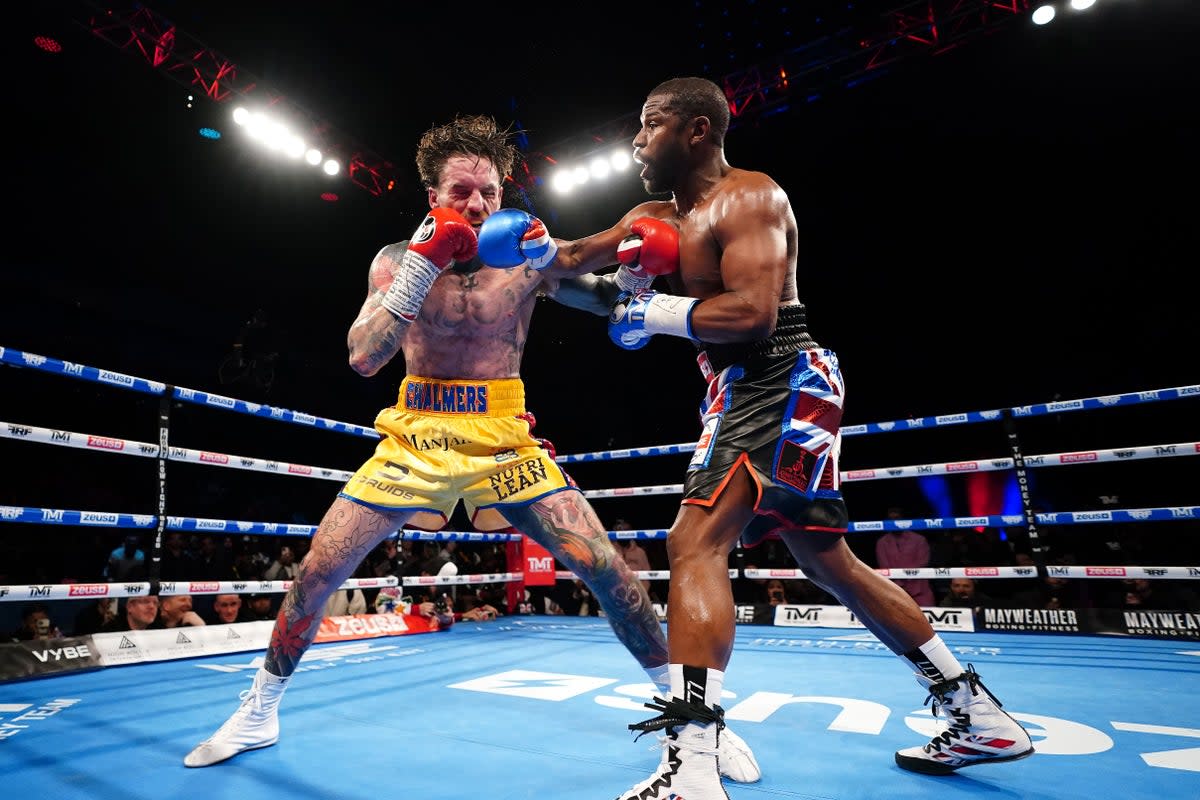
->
xmin=341 ymin=376 xmax=576 ymax=524
xmin=185 ymin=113 xmax=760 ymax=783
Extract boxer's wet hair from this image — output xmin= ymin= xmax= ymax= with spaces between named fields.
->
xmin=416 ymin=114 xmax=520 ymax=188
xmin=647 ymin=77 xmax=730 ymax=147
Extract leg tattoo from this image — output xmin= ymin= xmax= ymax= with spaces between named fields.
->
xmin=265 ymin=499 xmax=406 ymax=676
xmin=509 ymin=492 xmax=668 ymax=668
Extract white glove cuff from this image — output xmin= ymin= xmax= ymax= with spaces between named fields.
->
xmin=525 ymin=237 xmax=558 ymax=271
xmin=614 ymin=265 xmax=654 ymax=294
xmin=643 ymin=293 xmax=698 ymax=340
xmin=381 ymin=249 xmax=440 ymax=322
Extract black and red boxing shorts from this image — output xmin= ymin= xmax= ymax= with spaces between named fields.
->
xmin=683 ymin=347 xmax=850 ymax=547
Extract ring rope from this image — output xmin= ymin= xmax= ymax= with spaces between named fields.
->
xmin=0 ymin=420 xmax=355 ymax=482
xmin=557 ymin=388 xmax=1200 ymax=462
xmin=7 ymin=558 xmax=1195 ymax=604
xmin=0 ymin=346 xmax=377 ymax=439
xmin=4 ymin=345 xmax=1196 ymax=460
xmin=0 ymin=572 xmax=526 ymax=603
xmin=3 ymin=503 xmax=1196 ymax=539
xmin=3 ymin=419 xmax=1193 ymax=491
xmin=741 ymin=566 xmax=1200 ymax=581
xmin=4 ymin=345 xmax=1198 ymax=598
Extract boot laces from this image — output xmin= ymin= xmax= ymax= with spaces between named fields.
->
xmin=921 ymin=664 xmax=1001 ymax=754
xmin=629 ymin=696 xmax=724 ymax=757
xmin=237 ymin=686 xmax=266 ymax=715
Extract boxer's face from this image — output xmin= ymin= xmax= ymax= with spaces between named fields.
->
xmin=429 ymin=156 xmax=503 ymax=230
xmin=633 ymin=94 xmax=689 ymax=195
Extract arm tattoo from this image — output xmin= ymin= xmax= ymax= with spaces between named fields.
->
xmin=356 ymin=309 xmax=408 ymax=375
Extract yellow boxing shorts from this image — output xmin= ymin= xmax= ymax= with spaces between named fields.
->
xmin=339 ymin=376 xmax=575 ymax=530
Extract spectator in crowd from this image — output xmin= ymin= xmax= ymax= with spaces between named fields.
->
xmin=324 ymin=587 xmax=369 ymax=618
xmin=1121 ymin=578 xmax=1199 ymax=612
xmin=554 ymin=579 xmax=601 ymax=617
xmin=232 ymin=545 xmax=265 ymax=582
xmin=734 ymin=558 xmax=766 ymax=605
xmin=244 ymin=593 xmax=276 ymax=622
xmin=789 ymin=577 xmax=836 ymax=605
xmin=159 ymin=532 xmax=197 ymax=580
xmin=73 ymin=598 xmax=118 ymax=635
xmin=194 ymin=535 xmax=234 ymax=580
xmin=762 ymin=579 xmax=790 ymax=607
xmin=417 ymin=541 xmax=450 ymax=577
xmin=158 ymin=595 xmax=206 ymax=628
xmin=874 ymin=507 xmax=934 ymax=607
xmin=1011 ymin=566 xmax=1093 ymax=610
xmin=264 ymin=544 xmax=299 ymax=582
xmin=207 ymin=594 xmax=247 ymax=625
xmin=614 ymin=522 xmax=654 ymax=599
xmin=101 ymin=596 xmax=163 ymax=632
xmin=989 ymin=551 xmax=1038 ymax=604
xmin=938 ymin=577 xmax=995 ymax=613
xmin=61 ymin=531 xmax=110 ymax=582
xmin=456 ymin=592 xmax=501 ymax=621
xmin=371 ymin=536 xmax=409 ymax=579
xmin=11 ymin=603 xmax=62 ymax=641
xmin=105 ymin=534 xmax=146 ymax=581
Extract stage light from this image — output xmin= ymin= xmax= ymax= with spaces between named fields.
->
xmin=1032 ymin=4 xmax=1056 ymax=25
xmin=550 ymin=169 xmax=575 ymax=194
xmin=198 ymin=127 xmax=221 ymax=140
xmin=323 ymin=159 xmax=340 ymax=176
xmin=283 ymin=136 xmax=306 ymax=159
xmin=33 ymin=36 xmax=62 ymax=54
xmin=589 ymin=156 xmax=611 ymax=180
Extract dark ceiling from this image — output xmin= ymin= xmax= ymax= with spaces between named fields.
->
xmin=2 ymin=1 xmax=1196 ymax=523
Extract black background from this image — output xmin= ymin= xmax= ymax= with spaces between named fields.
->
xmin=1 ymin=1 xmax=1197 ymax=586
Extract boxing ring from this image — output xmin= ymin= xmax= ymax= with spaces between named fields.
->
xmin=2 ymin=344 xmax=1199 ymax=799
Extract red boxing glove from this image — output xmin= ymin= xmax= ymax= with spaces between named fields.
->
xmin=408 ymin=207 xmax=478 ymax=269
xmin=381 ymin=208 xmax=478 ymax=322
xmin=614 ymin=217 xmax=679 ymax=293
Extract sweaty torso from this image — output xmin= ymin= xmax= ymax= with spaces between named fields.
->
xmin=657 ymin=168 xmax=800 ymax=304
xmin=376 ymin=244 xmax=545 ymax=379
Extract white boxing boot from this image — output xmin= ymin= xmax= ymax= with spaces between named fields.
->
xmin=895 ymin=664 xmax=1034 ymax=775
xmin=184 ymin=668 xmax=289 ymax=767
xmin=615 ymin=696 xmax=730 ymax=800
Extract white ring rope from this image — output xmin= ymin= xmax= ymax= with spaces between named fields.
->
xmin=3 ymin=505 xmax=1198 ymax=540
xmin=0 ymin=420 xmax=354 ymax=482
xmin=0 ymin=572 xmax=524 ymax=603
xmin=3 ymin=419 xmax=1194 ymax=492
xmin=4 ymin=345 xmax=1199 ymax=597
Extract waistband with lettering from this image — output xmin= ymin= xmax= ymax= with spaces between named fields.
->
xmin=398 ymin=377 xmax=526 ymax=417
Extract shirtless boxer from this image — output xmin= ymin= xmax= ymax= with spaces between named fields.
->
xmin=478 ymin=78 xmax=1033 ymax=799
xmin=183 ymin=113 xmax=758 ymax=784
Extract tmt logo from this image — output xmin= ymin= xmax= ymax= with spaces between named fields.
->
xmin=783 ymin=606 xmax=822 ymax=622
xmin=923 ymin=609 xmax=963 ymax=626
xmin=527 ymin=557 xmax=554 ymax=571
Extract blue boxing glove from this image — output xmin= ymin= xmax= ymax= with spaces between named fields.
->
xmin=477 ymin=208 xmax=559 ymax=270
xmin=608 ymin=290 xmax=699 ymax=350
